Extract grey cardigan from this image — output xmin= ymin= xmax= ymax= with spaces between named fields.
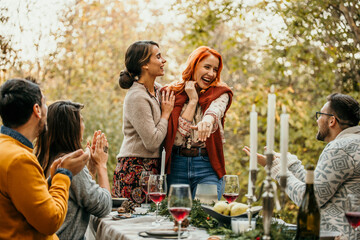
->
xmin=117 ymin=81 xmax=168 ymax=158
xmin=56 ymin=166 xmax=112 ymax=240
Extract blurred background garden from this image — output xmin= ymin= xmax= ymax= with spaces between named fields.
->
xmin=1 ymin=0 xmax=359 ymax=223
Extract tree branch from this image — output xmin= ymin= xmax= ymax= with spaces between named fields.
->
xmin=338 ymin=3 xmax=360 ymax=47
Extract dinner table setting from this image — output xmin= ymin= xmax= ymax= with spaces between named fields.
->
xmin=86 ymin=86 xmax=347 ymax=240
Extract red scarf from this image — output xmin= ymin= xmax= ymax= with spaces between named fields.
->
xmin=164 ymin=85 xmax=233 ymax=179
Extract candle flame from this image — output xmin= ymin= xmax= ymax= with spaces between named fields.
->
xmin=252 ymin=104 xmax=256 ymax=112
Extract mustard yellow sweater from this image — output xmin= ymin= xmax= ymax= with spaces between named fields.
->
xmin=0 ymin=134 xmax=71 ymax=239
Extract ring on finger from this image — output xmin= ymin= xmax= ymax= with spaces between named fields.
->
xmin=103 ymin=146 xmax=108 ymax=153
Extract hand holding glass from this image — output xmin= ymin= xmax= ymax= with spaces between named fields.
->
xmin=168 ymin=184 xmax=192 ymax=240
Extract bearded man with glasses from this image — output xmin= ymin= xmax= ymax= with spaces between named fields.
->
xmin=244 ymin=93 xmax=360 ymax=237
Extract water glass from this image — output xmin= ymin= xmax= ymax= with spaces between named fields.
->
xmin=195 ymin=184 xmax=218 ymax=205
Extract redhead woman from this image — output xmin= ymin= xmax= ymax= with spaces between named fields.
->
xmin=164 ymin=46 xmax=233 ymax=198
xmin=112 ymin=40 xmax=175 ymax=203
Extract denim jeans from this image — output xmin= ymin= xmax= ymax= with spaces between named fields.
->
xmin=167 ymin=152 xmax=223 ymax=199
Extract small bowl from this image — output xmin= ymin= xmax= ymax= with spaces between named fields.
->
xmin=112 ymin=198 xmax=127 ymax=208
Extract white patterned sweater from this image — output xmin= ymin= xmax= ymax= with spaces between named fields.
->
xmin=271 ymin=126 xmax=360 ymax=239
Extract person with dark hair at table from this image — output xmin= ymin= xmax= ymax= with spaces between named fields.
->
xmin=35 ymin=100 xmax=111 ymax=240
xmin=112 ymin=40 xmax=175 ymax=203
xmin=244 ymin=93 xmax=360 ymax=238
xmin=0 ymin=78 xmax=89 ymax=239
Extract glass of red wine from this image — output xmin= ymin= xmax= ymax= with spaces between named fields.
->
xmin=345 ymin=194 xmax=360 ymax=240
xmin=222 ymin=175 xmax=240 ymax=203
xmin=168 ymin=184 xmax=192 ymax=240
xmin=148 ymin=174 xmax=167 ymax=225
xmin=140 ymin=171 xmax=152 ymax=207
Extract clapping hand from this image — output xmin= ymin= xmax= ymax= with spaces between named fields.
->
xmin=56 ymin=149 xmax=90 ymax=176
xmin=88 ymin=130 xmax=108 ymax=173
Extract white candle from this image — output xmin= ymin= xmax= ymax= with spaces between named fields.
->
xmin=160 ymin=149 xmax=166 ymax=176
xmin=249 ymin=104 xmax=257 ymax=170
xmin=280 ymin=106 xmax=289 ymax=176
xmin=266 ymin=85 xmax=276 ymax=153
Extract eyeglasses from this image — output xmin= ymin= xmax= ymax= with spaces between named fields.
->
xmin=315 ymin=111 xmax=342 ymax=124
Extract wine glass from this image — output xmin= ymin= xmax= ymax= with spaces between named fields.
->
xmin=195 ymin=184 xmax=218 ymax=205
xmin=222 ymin=175 xmax=240 ymax=203
xmin=168 ymin=184 xmax=192 ymax=240
xmin=345 ymin=194 xmax=360 ymax=239
xmin=139 ymin=170 xmax=152 ymax=207
xmin=148 ymin=174 xmax=167 ymax=225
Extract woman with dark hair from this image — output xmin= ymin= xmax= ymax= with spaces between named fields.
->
xmin=164 ymin=46 xmax=233 ymax=199
xmin=35 ymin=100 xmax=111 ymax=240
xmin=112 ymin=40 xmax=175 ymax=203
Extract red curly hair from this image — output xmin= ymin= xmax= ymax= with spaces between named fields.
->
xmin=169 ymin=46 xmax=223 ymax=94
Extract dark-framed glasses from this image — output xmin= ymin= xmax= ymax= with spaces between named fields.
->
xmin=315 ymin=112 xmax=344 ymax=124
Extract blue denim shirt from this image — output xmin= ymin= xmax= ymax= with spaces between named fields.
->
xmin=0 ymin=125 xmax=33 ymax=149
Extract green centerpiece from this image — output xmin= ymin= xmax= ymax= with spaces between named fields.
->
xmin=148 ymin=198 xmax=295 ymax=240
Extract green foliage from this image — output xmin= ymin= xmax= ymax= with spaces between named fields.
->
xmin=149 ymin=198 xmax=296 ymax=239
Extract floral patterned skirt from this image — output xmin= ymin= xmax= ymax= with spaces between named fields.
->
xmin=112 ymin=156 xmax=159 ymax=204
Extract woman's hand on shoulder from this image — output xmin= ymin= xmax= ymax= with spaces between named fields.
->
xmin=161 ymin=89 xmax=175 ymax=120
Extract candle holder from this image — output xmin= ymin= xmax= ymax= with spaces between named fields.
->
xmin=245 ymin=169 xmax=257 ymax=231
xmin=262 ymin=152 xmax=275 ymax=240
xmin=279 ymin=175 xmax=287 ymax=207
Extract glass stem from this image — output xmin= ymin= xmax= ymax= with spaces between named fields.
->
xmin=178 ymin=221 xmax=182 ymax=240
xmin=155 ymin=203 xmax=159 ymax=222
xmin=355 ymin=228 xmax=358 ymax=240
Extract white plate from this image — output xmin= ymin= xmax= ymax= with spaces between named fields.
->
xmin=145 ymin=229 xmax=187 ymax=237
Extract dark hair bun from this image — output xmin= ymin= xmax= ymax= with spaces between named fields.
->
xmin=118 ymin=70 xmax=134 ymax=89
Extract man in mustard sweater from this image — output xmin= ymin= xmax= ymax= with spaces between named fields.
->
xmin=0 ymin=78 xmax=89 ymax=239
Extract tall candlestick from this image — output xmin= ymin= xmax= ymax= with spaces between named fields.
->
xmin=280 ymin=106 xmax=289 ymax=176
xmin=249 ymin=104 xmax=258 ymax=170
xmin=248 ymin=174 xmax=253 ymax=196
xmin=160 ymin=149 xmax=165 ymax=176
xmin=266 ymin=85 xmax=276 ymax=153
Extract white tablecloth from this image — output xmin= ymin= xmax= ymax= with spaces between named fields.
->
xmin=86 ymin=209 xmax=211 ymax=240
